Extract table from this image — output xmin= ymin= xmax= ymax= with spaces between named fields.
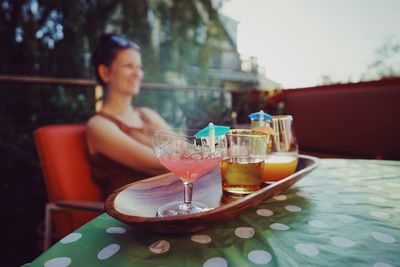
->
xmin=26 ymin=159 xmax=400 ymax=267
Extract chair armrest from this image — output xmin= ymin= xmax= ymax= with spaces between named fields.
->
xmin=55 ymin=200 xmax=104 ymax=212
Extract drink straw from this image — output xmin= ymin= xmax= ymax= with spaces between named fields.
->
xmin=208 ymin=122 xmax=215 ymax=153
xmin=259 ymin=110 xmax=264 ymax=126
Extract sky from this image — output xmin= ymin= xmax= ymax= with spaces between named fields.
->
xmin=220 ymin=0 xmax=400 ymax=88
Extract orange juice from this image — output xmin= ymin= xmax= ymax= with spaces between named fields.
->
xmin=263 ymin=154 xmax=298 ymax=182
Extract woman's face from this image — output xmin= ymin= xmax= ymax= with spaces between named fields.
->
xmin=104 ymin=48 xmax=143 ymax=96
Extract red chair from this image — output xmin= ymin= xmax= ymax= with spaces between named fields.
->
xmin=34 ymin=124 xmax=103 ymax=250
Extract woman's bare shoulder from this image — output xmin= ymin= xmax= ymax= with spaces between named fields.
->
xmin=138 ymin=106 xmax=159 ymax=117
xmin=87 ymin=114 xmax=104 ymax=128
xmin=87 ymin=114 xmax=118 ymax=133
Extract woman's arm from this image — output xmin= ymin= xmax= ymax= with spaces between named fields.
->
xmin=87 ymin=116 xmax=168 ymax=175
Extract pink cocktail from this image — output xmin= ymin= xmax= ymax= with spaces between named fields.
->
xmin=153 ymin=129 xmax=226 ymax=217
xmin=159 ymin=157 xmax=222 ymax=183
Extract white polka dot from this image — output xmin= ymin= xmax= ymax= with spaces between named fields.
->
xmin=390 ymin=192 xmax=400 ymax=198
xmin=371 ymin=232 xmax=396 ymax=243
xmin=285 ymin=205 xmax=302 ymax=212
xmin=323 ymin=190 xmax=338 ymax=195
xmin=331 ymin=236 xmax=355 ymax=247
xmin=348 ymin=177 xmax=359 ymax=182
xmin=257 ymin=209 xmax=273 ymax=217
xmin=317 ymin=202 xmax=333 ymax=210
xmin=348 ymin=170 xmax=360 ymax=175
xmin=273 ymin=195 xmax=287 ymax=201
xmin=296 ymin=191 xmax=310 ymax=198
xmin=60 ymin=233 xmax=82 ymax=244
xmin=235 ymin=227 xmax=256 ymax=239
xmin=44 ymin=257 xmax=71 ymax=267
xmin=341 ymin=199 xmax=358 ymax=204
xmin=369 ymin=196 xmax=386 ymax=203
xmin=368 ymin=185 xmax=383 ymax=190
xmin=386 ymin=182 xmax=400 ymax=188
xmin=343 ymin=187 xmax=358 ymax=192
xmin=149 ymin=240 xmax=170 ymax=254
xmin=191 ymin=235 xmax=212 ymax=244
xmin=369 ymin=211 xmax=391 ymax=220
xmin=203 ymin=257 xmax=228 ymax=267
xmin=337 ymin=214 xmax=357 ymax=223
xmin=106 ymin=227 xmax=126 ymax=234
xmin=374 ymin=262 xmax=395 ymax=267
xmin=295 ymin=243 xmax=319 ymax=257
xmin=308 ymin=220 xmax=327 ymax=228
xmin=97 ymin=244 xmax=120 ymax=260
xmin=270 ymin=223 xmax=289 ymax=231
xmin=248 ymin=250 xmax=272 ymax=264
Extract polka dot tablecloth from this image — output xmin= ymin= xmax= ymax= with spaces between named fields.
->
xmin=26 ymin=159 xmax=400 ymax=267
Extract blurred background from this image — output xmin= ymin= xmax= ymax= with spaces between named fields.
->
xmin=1 ymin=0 xmax=399 ymax=265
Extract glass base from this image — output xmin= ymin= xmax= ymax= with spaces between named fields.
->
xmin=157 ymin=201 xmax=209 ymax=217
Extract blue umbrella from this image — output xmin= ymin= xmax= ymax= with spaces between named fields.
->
xmin=248 ymin=110 xmax=272 ymax=121
xmin=194 ymin=123 xmax=230 ymax=138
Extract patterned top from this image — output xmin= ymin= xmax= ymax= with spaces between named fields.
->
xmin=88 ymin=109 xmax=156 ymax=199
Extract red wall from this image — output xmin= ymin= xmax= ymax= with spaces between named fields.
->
xmin=283 ymin=78 xmax=400 ymax=160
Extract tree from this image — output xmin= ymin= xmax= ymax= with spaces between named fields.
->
xmin=362 ymin=37 xmax=400 ymax=81
xmin=0 ymin=2 xmax=228 ymax=265
xmin=0 ymin=0 xmax=224 ymax=83
xmin=319 ymin=74 xmax=334 ymax=85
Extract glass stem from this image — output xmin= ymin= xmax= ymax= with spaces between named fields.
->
xmin=181 ymin=181 xmax=193 ymax=211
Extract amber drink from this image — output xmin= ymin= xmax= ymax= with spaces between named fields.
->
xmin=221 ymin=130 xmax=268 ymax=196
xmin=221 ymin=157 xmax=264 ymax=195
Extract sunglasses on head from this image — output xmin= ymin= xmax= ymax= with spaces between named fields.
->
xmin=110 ymin=35 xmax=130 ymax=47
xmin=99 ymin=35 xmax=131 ymax=63
xmin=97 ymin=34 xmax=140 ymax=66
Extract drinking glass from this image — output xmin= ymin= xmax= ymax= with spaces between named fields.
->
xmin=263 ymin=115 xmax=299 ymax=182
xmin=221 ymin=129 xmax=268 ymax=196
xmin=153 ymin=129 xmax=226 ymax=217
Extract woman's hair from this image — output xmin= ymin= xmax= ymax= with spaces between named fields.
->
xmin=91 ymin=33 xmax=141 ymax=86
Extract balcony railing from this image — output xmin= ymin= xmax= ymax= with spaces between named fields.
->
xmin=2 ymin=74 xmax=399 ymax=159
xmin=0 ymin=74 xmax=235 ymax=129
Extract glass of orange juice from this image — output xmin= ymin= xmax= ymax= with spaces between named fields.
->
xmin=257 ymin=115 xmax=299 ymax=182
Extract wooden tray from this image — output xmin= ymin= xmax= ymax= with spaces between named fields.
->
xmin=105 ymin=155 xmax=320 ymax=234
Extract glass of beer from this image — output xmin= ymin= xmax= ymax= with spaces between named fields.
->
xmin=263 ymin=115 xmax=299 ymax=182
xmin=221 ymin=129 xmax=268 ymax=196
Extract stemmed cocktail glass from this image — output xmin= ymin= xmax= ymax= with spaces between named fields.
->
xmin=153 ymin=129 xmax=226 ymax=217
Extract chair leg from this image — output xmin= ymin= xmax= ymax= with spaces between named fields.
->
xmin=43 ymin=201 xmax=102 ymax=250
xmin=44 ymin=203 xmax=54 ymax=250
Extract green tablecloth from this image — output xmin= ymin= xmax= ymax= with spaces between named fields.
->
xmin=27 ymin=159 xmax=400 ymax=267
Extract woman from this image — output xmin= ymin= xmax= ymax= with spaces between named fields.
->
xmin=87 ymin=33 xmax=169 ymax=198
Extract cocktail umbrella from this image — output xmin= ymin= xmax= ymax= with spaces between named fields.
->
xmin=248 ymin=111 xmax=275 ymax=135
xmin=194 ymin=123 xmax=230 ymax=138
xmin=248 ymin=110 xmax=273 ymax=122
xmin=194 ymin=123 xmax=230 ymax=153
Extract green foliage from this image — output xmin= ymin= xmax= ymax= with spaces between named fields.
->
xmin=0 ymin=0 xmax=225 ymax=84
xmin=0 ymin=83 xmax=95 ymax=265
xmin=134 ymin=89 xmax=232 ymax=128
xmin=0 ymin=1 xmax=229 ymax=264
xmin=232 ymin=90 xmax=286 ymax=123
xmin=363 ymin=38 xmax=400 ymax=80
